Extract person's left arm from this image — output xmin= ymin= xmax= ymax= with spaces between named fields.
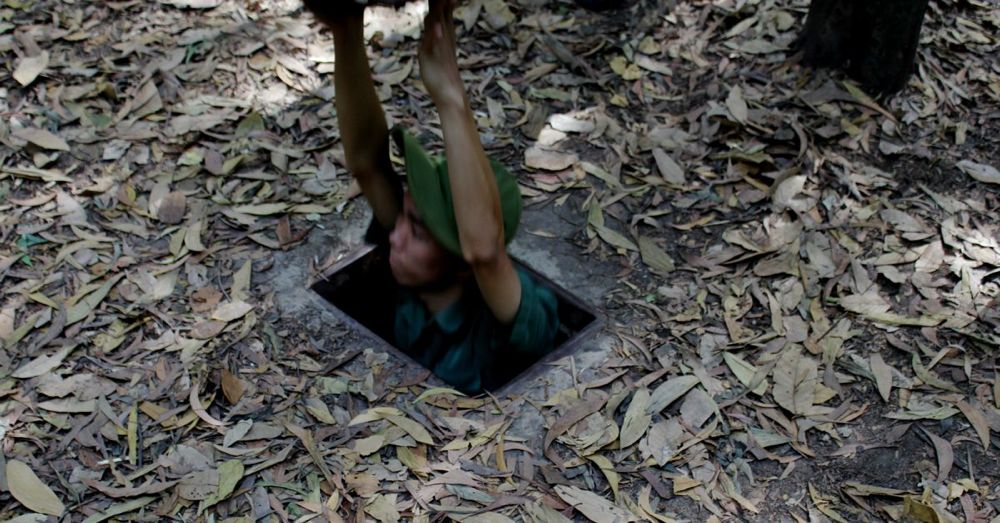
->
xmin=419 ymin=0 xmax=521 ymax=324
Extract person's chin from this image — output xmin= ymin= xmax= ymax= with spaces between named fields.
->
xmin=389 ymin=258 xmax=413 ymax=286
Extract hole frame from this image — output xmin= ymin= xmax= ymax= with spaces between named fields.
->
xmin=310 ymin=244 xmax=604 ymax=395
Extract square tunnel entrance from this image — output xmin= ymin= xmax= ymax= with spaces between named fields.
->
xmin=310 ymin=244 xmax=602 ymax=394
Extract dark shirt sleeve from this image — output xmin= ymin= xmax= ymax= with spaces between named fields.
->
xmin=506 ymin=269 xmax=560 ymax=356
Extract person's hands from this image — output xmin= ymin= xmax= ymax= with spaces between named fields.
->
xmin=419 ymin=0 xmax=466 ymax=107
xmin=303 ymin=0 xmax=365 ymax=27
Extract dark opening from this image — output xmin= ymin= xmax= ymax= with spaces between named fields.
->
xmin=310 ymin=244 xmax=601 ymax=393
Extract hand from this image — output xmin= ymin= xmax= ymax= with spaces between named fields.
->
xmin=418 ymin=0 xmax=466 ymax=107
xmin=303 ymin=0 xmax=365 ymax=27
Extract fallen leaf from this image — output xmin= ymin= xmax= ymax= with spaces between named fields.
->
xmin=619 ymin=388 xmax=651 ymax=448
xmin=554 ymin=485 xmax=636 ymax=523
xmin=652 ymin=148 xmax=685 ymax=185
xmin=912 ymin=354 xmax=961 ymax=393
xmin=921 ymin=428 xmax=953 ymax=482
xmin=158 ymin=191 xmax=187 ymax=224
xmin=230 ymin=260 xmax=252 ymax=301
xmin=11 ymin=344 xmax=76 ymax=379
xmin=84 ymin=497 xmax=159 ymax=523
xmin=869 ymin=353 xmax=893 ymax=403
xmin=305 ymin=397 xmax=337 ymax=424
xmin=223 ymin=419 xmax=254 ymax=447
xmin=13 ymin=127 xmax=70 ymax=151
xmin=364 ymin=493 xmax=401 ymax=523
xmin=524 ymin=146 xmax=578 ymax=171
xmin=212 ymin=301 xmax=253 ymax=322
xmin=726 ymin=85 xmax=749 ymax=123
xmin=231 ymin=203 xmax=289 ymax=215
xmin=722 ymin=352 xmax=768 ymax=395
xmin=6 ymin=460 xmax=65 ymax=516
xmin=13 ymin=51 xmax=49 ymax=86
xmin=38 ymin=398 xmax=95 ymax=413
xmin=221 ymin=369 xmax=246 ymax=404
xmin=199 ymin=460 xmax=244 ymax=512
xmin=67 ymin=274 xmax=126 ymax=325
xmin=647 ymin=375 xmax=699 ymax=414
xmin=772 ymin=346 xmax=819 ymax=416
xmin=955 ymin=401 xmax=991 ymax=450
xmin=586 ymin=454 xmax=620 ymax=500
xmin=190 ymin=320 xmax=226 ymax=339
xmin=178 ymin=469 xmax=219 ymax=501
xmin=956 ymin=160 xmax=1000 ymax=184
xmin=524 ymin=502 xmax=574 ymax=523
xmin=638 ymin=236 xmax=675 ymax=274
xmin=190 ymin=386 xmax=226 ymax=427
xmin=160 ymin=0 xmax=222 ymax=8
xmin=384 ymin=413 xmax=435 ymax=445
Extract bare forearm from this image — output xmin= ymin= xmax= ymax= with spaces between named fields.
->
xmin=332 ymin=19 xmax=387 ymax=171
xmin=326 ymin=17 xmax=399 ymax=228
xmin=437 ymin=98 xmax=504 ymax=263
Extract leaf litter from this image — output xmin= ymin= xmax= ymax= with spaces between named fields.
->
xmin=1 ymin=0 xmax=999 ymax=521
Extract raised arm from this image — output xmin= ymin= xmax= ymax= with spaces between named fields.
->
xmin=306 ymin=2 xmax=401 ymax=231
xmin=419 ymin=0 xmax=522 ymax=323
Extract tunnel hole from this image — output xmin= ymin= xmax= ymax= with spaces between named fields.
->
xmin=310 ymin=245 xmax=601 ymax=393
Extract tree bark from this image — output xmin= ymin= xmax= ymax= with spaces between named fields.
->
xmin=799 ymin=0 xmax=930 ymax=95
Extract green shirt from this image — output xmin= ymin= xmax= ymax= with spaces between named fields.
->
xmin=393 ymin=267 xmax=560 ymax=394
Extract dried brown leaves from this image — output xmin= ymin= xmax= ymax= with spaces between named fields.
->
xmin=1 ymin=0 xmax=999 ymax=521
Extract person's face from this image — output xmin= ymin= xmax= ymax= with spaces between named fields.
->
xmin=388 ymin=192 xmax=455 ymax=287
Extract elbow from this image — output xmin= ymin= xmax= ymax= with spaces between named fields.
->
xmin=461 ymin=236 xmax=503 ymax=267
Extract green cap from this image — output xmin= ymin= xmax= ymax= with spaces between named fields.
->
xmin=391 ymin=127 xmax=522 ymax=257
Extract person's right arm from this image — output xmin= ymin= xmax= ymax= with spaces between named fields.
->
xmin=307 ymin=3 xmax=401 ymax=230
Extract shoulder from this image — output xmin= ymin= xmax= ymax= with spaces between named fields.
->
xmin=506 ymin=266 xmax=559 ymax=351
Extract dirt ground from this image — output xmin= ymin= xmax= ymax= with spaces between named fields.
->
xmin=2 ymin=0 xmax=999 ymax=521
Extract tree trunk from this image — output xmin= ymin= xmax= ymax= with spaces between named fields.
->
xmin=799 ymin=0 xmax=930 ymax=95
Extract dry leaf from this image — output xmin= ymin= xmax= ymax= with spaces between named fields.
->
xmin=191 ymin=320 xmax=226 ymax=339
xmin=726 ymin=85 xmax=749 ymax=123
xmin=306 ymin=397 xmax=337 ymax=424
xmin=13 ymin=51 xmax=49 ymax=86
xmin=212 ymin=301 xmax=253 ymax=322
xmin=223 ymin=419 xmax=253 ymax=447
xmin=955 ymin=401 xmax=991 ymax=450
xmin=158 ymin=191 xmax=187 ymax=224
xmin=232 ymin=203 xmax=289 ymax=215
xmin=647 ymin=375 xmax=698 ymax=414
xmin=13 ymin=127 xmax=70 ymax=151
xmin=221 ymin=369 xmax=246 ymax=404
xmin=869 ymin=353 xmax=893 ymax=403
xmin=524 ymin=146 xmax=578 ymax=171
xmin=161 ymin=0 xmax=222 ymax=7
xmin=772 ymin=346 xmax=819 ymax=416
xmin=956 ymin=160 xmax=1000 ymax=185
xmin=619 ymin=388 xmax=651 ymax=448
xmin=6 ymin=460 xmax=65 ymax=516
xmin=230 ymin=260 xmax=252 ymax=301
xmin=652 ymin=148 xmax=685 ymax=185
xmin=586 ymin=454 xmax=620 ymax=500
xmin=554 ymin=485 xmax=636 ymax=523
xmin=11 ymin=345 xmax=76 ymax=379
xmin=921 ymin=428 xmax=953 ymax=482
xmin=190 ymin=386 xmax=226 ymax=427
xmin=199 ymin=460 xmax=244 ymax=512
xmin=178 ymin=469 xmax=219 ymax=501
xmin=638 ymin=236 xmax=675 ymax=274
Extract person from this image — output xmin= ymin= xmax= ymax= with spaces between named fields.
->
xmin=305 ymin=0 xmax=561 ymax=394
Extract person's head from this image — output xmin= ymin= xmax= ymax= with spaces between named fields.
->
xmin=388 ymin=191 xmax=467 ymax=288
xmin=388 ymin=127 xmax=523 ymax=289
